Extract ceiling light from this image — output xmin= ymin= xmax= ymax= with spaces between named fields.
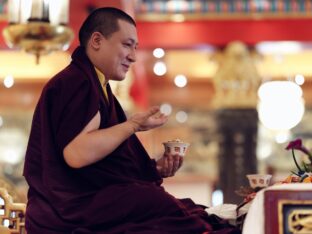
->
xmin=174 ymin=74 xmax=187 ymax=88
xmin=295 ymin=74 xmax=305 ymax=85
xmin=160 ymin=103 xmax=172 ymax=115
xmin=153 ymin=48 xmax=165 ymax=58
xmin=153 ymin=61 xmax=167 ymax=76
xmin=2 ymin=0 xmax=74 ymax=64
xmin=176 ymin=111 xmax=188 ymax=123
xmin=3 ymin=75 xmax=14 ymax=88
xmin=256 ymin=41 xmax=302 ymax=55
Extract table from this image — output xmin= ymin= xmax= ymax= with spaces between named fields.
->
xmin=242 ymin=183 xmax=312 ymax=234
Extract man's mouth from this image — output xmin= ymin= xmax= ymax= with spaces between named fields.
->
xmin=122 ymin=64 xmax=130 ymax=71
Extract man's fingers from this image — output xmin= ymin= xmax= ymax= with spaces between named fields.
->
xmin=167 ymin=155 xmax=174 ymax=175
xmin=172 ymin=155 xmax=180 ymax=172
xmin=163 ymin=155 xmax=169 ymax=176
xmin=178 ymin=156 xmax=183 ymax=168
xmin=147 ymin=106 xmax=160 ymax=117
xmin=148 ymin=107 xmax=168 ymax=122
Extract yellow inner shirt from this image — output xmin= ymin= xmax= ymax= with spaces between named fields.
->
xmin=94 ymin=66 xmax=109 ymax=102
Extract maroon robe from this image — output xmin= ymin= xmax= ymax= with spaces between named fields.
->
xmin=23 ymin=46 xmax=240 ymax=234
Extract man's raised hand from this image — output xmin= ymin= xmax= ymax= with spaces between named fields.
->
xmin=128 ymin=106 xmax=168 ymax=132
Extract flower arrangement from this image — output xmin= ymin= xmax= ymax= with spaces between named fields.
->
xmin=235 ymin=138 xmax=312 ymax=204
xmin=284 ymin=138 xmax=312 ymax=183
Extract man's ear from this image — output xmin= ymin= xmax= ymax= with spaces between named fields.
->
xmin=89 ymin=32 xmax=103 ymax=50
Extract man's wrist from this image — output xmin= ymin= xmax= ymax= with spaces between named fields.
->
xmin=126 ymin=120 xmax=139 ymax=133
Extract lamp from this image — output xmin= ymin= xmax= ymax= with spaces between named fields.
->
xmin=2 ymin=0 xmax=74 ymax=64
xmin=257 ymin=81 xmax=305 ymax=131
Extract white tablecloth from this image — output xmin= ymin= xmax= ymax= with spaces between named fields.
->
xmin=242 ymin=183 xmax=312 ymax=234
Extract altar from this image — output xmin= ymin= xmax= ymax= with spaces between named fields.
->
xmin=242 ymin=183 xmax=312 ymax=234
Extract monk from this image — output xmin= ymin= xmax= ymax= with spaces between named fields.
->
xmin=23 ymin=7 xmax=240 ymax=234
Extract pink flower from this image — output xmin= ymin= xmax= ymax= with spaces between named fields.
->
xmin=285 ymin=138 xmax=312 ymax=175
xmin=286 ymin=139 xmax=312 ymax=158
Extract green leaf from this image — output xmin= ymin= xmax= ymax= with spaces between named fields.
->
xmin=292 ymin=149 xmax=304 ymax=174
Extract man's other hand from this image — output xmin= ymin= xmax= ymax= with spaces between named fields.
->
xmin=156 ymin=153 xmax=183 ymax=178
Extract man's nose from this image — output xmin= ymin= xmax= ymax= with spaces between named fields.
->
xmin=128 ymin=48 xmax=136 ymax=62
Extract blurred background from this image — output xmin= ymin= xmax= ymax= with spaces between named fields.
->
xmin=1 ymin=0 xmax=312 ymax=206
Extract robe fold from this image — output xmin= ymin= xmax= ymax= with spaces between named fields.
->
xmin=23 ymin=46 xmax=240 ymax=234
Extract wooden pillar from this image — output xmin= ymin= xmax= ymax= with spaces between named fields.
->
xmin=216 ymin=108 xmax=258 ymax=204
